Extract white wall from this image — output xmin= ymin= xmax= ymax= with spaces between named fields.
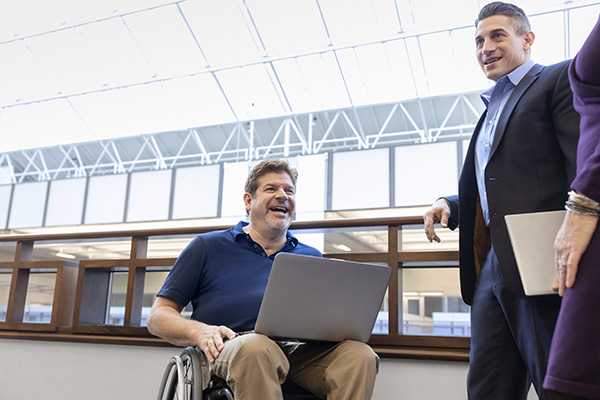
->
xmin=376 ymin=358 xmax=538 ymax=400
xmin=0 ymin=339 xmax=176 ymax=400
xmin=0 ymin=339 xmax=538 ymax=399
xmin=374 ymin=358 xmax=468 ymax=399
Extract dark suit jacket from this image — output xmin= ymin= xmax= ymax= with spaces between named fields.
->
xmin=446 ymin=60 xmax=580 ymax=305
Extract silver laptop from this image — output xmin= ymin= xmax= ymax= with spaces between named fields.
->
xmin=254 ymin=252 xmax=392 ymax=343
xmin=505 ymin=210 xmax=566 ymax=296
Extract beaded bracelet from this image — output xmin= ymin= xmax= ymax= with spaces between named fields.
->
xmin=565 ymin=190 xmax=600 ymax=216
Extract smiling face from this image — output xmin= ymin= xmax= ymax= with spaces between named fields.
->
xmin=244 ymin=171 xmax=296 ymax=235
xmin=475 ymin=15 xmax=534 ymax=82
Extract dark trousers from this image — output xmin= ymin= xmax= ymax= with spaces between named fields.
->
xmin=547 ymin=390 xmax=590 ymax=400
xmin=467 ymin=248 xmax=562 ymax=400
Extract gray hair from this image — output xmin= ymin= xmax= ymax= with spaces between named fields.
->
xmin=244 ymin=159 xmax=298 ymax=197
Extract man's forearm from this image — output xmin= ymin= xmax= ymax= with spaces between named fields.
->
xmin=147 ymin=307 xmax=203 ymax=347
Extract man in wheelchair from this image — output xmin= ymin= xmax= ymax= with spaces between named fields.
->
xmin=148 ymin=159 xmax=379 ymax=400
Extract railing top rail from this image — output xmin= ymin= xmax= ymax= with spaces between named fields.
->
xmin=0 ymin=216 xmax=425 ymax=243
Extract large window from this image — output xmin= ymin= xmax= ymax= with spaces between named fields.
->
xmin=332 ymin=149 xmax=390 ymax=210
xmin=0 ymin=185 xmax=12 ymax=229
xmin=8 ymin=182 xmax=48 ymax=229
xmin=172 ymin=165 xmax=221 ymax=220
xmin=395 ymin=142 xmax=459 ymax=207
xmin=45 ymin=178 xmax=86 ymax=227
xmin=127 ymin=170 xmax=172 ymax=222
xmin=402 ymin=267 xmax=469 ymax=337
xmin=84 ymin=174 xmax=128 ymax=224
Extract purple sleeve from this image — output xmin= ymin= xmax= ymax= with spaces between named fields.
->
xmin=573 ymin=17 xmax=600 ymax=86
xmin=569 ymin=16 xmax=600 ymax=203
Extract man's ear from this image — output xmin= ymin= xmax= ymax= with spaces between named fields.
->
xmin=243 ymin=192 xmax=253 ymax=214
xmin=523 ymin=31 xmax=535 ymax=50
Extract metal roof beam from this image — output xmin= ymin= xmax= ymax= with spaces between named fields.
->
xmin=314 ymin=110 xmax=342 ymax=153
xmin=432 ymin=96 xmax=461 ymax=142
xmin=399 ymin=103 xmax=425 ymax=142
xmin=341 ymin=110 xmax=366 ymax=149
xmin=190 ymin=129 xmax=212 ymax=165
xmin=149 ymin=135 xmax=167 ymax=169
xmin=0 ymin=154 xmax=16 ymax=184
xmin=371 ymin=103 xmax=399 ymax=148
xmin=215 ymin=124 xmax=241 ymax=164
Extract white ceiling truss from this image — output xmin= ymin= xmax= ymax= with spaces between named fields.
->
xmin=2 ymin=0 xmax=599 ymax=185
xmin=0 ymin=92 xmax=482 ymax=184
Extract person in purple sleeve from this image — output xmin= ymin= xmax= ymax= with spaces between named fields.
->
xmin=544 ymin=15 xmax=600 ymax=400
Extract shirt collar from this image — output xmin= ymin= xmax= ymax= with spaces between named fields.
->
xmin=233 ymin=220 xmax=249 ymax=238
xmin=480 ymin=59 xmax=535 ymax=105
xmin=233 ymin=221 xmax=298 ymax=247
xmin=507 ymin=59 xmax=535 ymax=86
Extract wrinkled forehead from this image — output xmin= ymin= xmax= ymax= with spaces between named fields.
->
xmin=255 ymin=171 xmax=295 ymax=188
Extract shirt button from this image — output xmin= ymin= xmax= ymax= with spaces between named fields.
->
xmin=262 ymin=253 xmax=266 ymax=256
xmin=489 ymin=120 xmax=493 ymax=125
xmin=254 ymin=244 xmax=258 ymax=248
xmin=484 ymin=191 xmax=487 ymax=196
xmin=485 ymin=144 xmax=489 ymax=148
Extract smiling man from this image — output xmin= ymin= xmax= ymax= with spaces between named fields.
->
xmin=148 ymin=159 xmax=379 ymax=400
xmin=423 ymin=2 xmax=580 ymax=399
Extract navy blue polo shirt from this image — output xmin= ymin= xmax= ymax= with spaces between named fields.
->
xmin=157 ymin=221 xmax=322 ymax=332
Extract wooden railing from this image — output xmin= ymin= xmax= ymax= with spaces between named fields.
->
xmin=0 ymin=216 xmax=469 ymax=361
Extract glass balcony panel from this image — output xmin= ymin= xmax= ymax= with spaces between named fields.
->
xmin=23 ymin=269 xmax=57 ymax=324
xmin=401 ymin=267 xmax=470 ymax=337
xmin=0 ymin=242 xmax=16 ymax=262
xmin=0 ymin=269 xmax=11 ymax=322
xmin=372 ymin=273 xmax=390 ymax=336
xmin=106 ymin=270 xmax=128 ymax=326
xmin=140 ymin=267 xmax=170 ymax=326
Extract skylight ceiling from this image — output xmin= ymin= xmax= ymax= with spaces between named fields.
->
xmin=1 ymin=0 xmax=599 ymax=153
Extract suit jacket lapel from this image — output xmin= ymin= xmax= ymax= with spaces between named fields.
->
xmin=488 ymin=63 xmax=544 ymax=159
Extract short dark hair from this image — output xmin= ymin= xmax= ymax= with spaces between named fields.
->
xmin=244 ymin=159 xmax=298 ymax=197
xmin=475 ymin=2 xmax=531 ymax=35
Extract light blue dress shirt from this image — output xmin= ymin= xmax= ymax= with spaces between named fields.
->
xmin=475 ymin=59 xmax=535 ymax=225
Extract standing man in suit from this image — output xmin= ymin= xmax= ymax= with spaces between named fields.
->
xmin=423 ymin=2 xmax=579 ymax=399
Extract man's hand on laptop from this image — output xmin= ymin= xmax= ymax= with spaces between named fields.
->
xmin=195 ymin=324 xmax=237 ymax=363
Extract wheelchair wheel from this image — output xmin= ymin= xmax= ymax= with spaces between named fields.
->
xmin=157 ymin=358 xmax=178 ymax=400
xmin=204 ymin=376 xmax=234 ymax=400
xmin=157 ymin=346 xmax=211 ymax=400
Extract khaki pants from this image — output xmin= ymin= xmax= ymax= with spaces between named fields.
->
xmin=212 ymin=333 xmax=379 ymax=400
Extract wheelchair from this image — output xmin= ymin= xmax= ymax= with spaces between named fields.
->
xmin=157 ymin=346 xmax=322 ymax=400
